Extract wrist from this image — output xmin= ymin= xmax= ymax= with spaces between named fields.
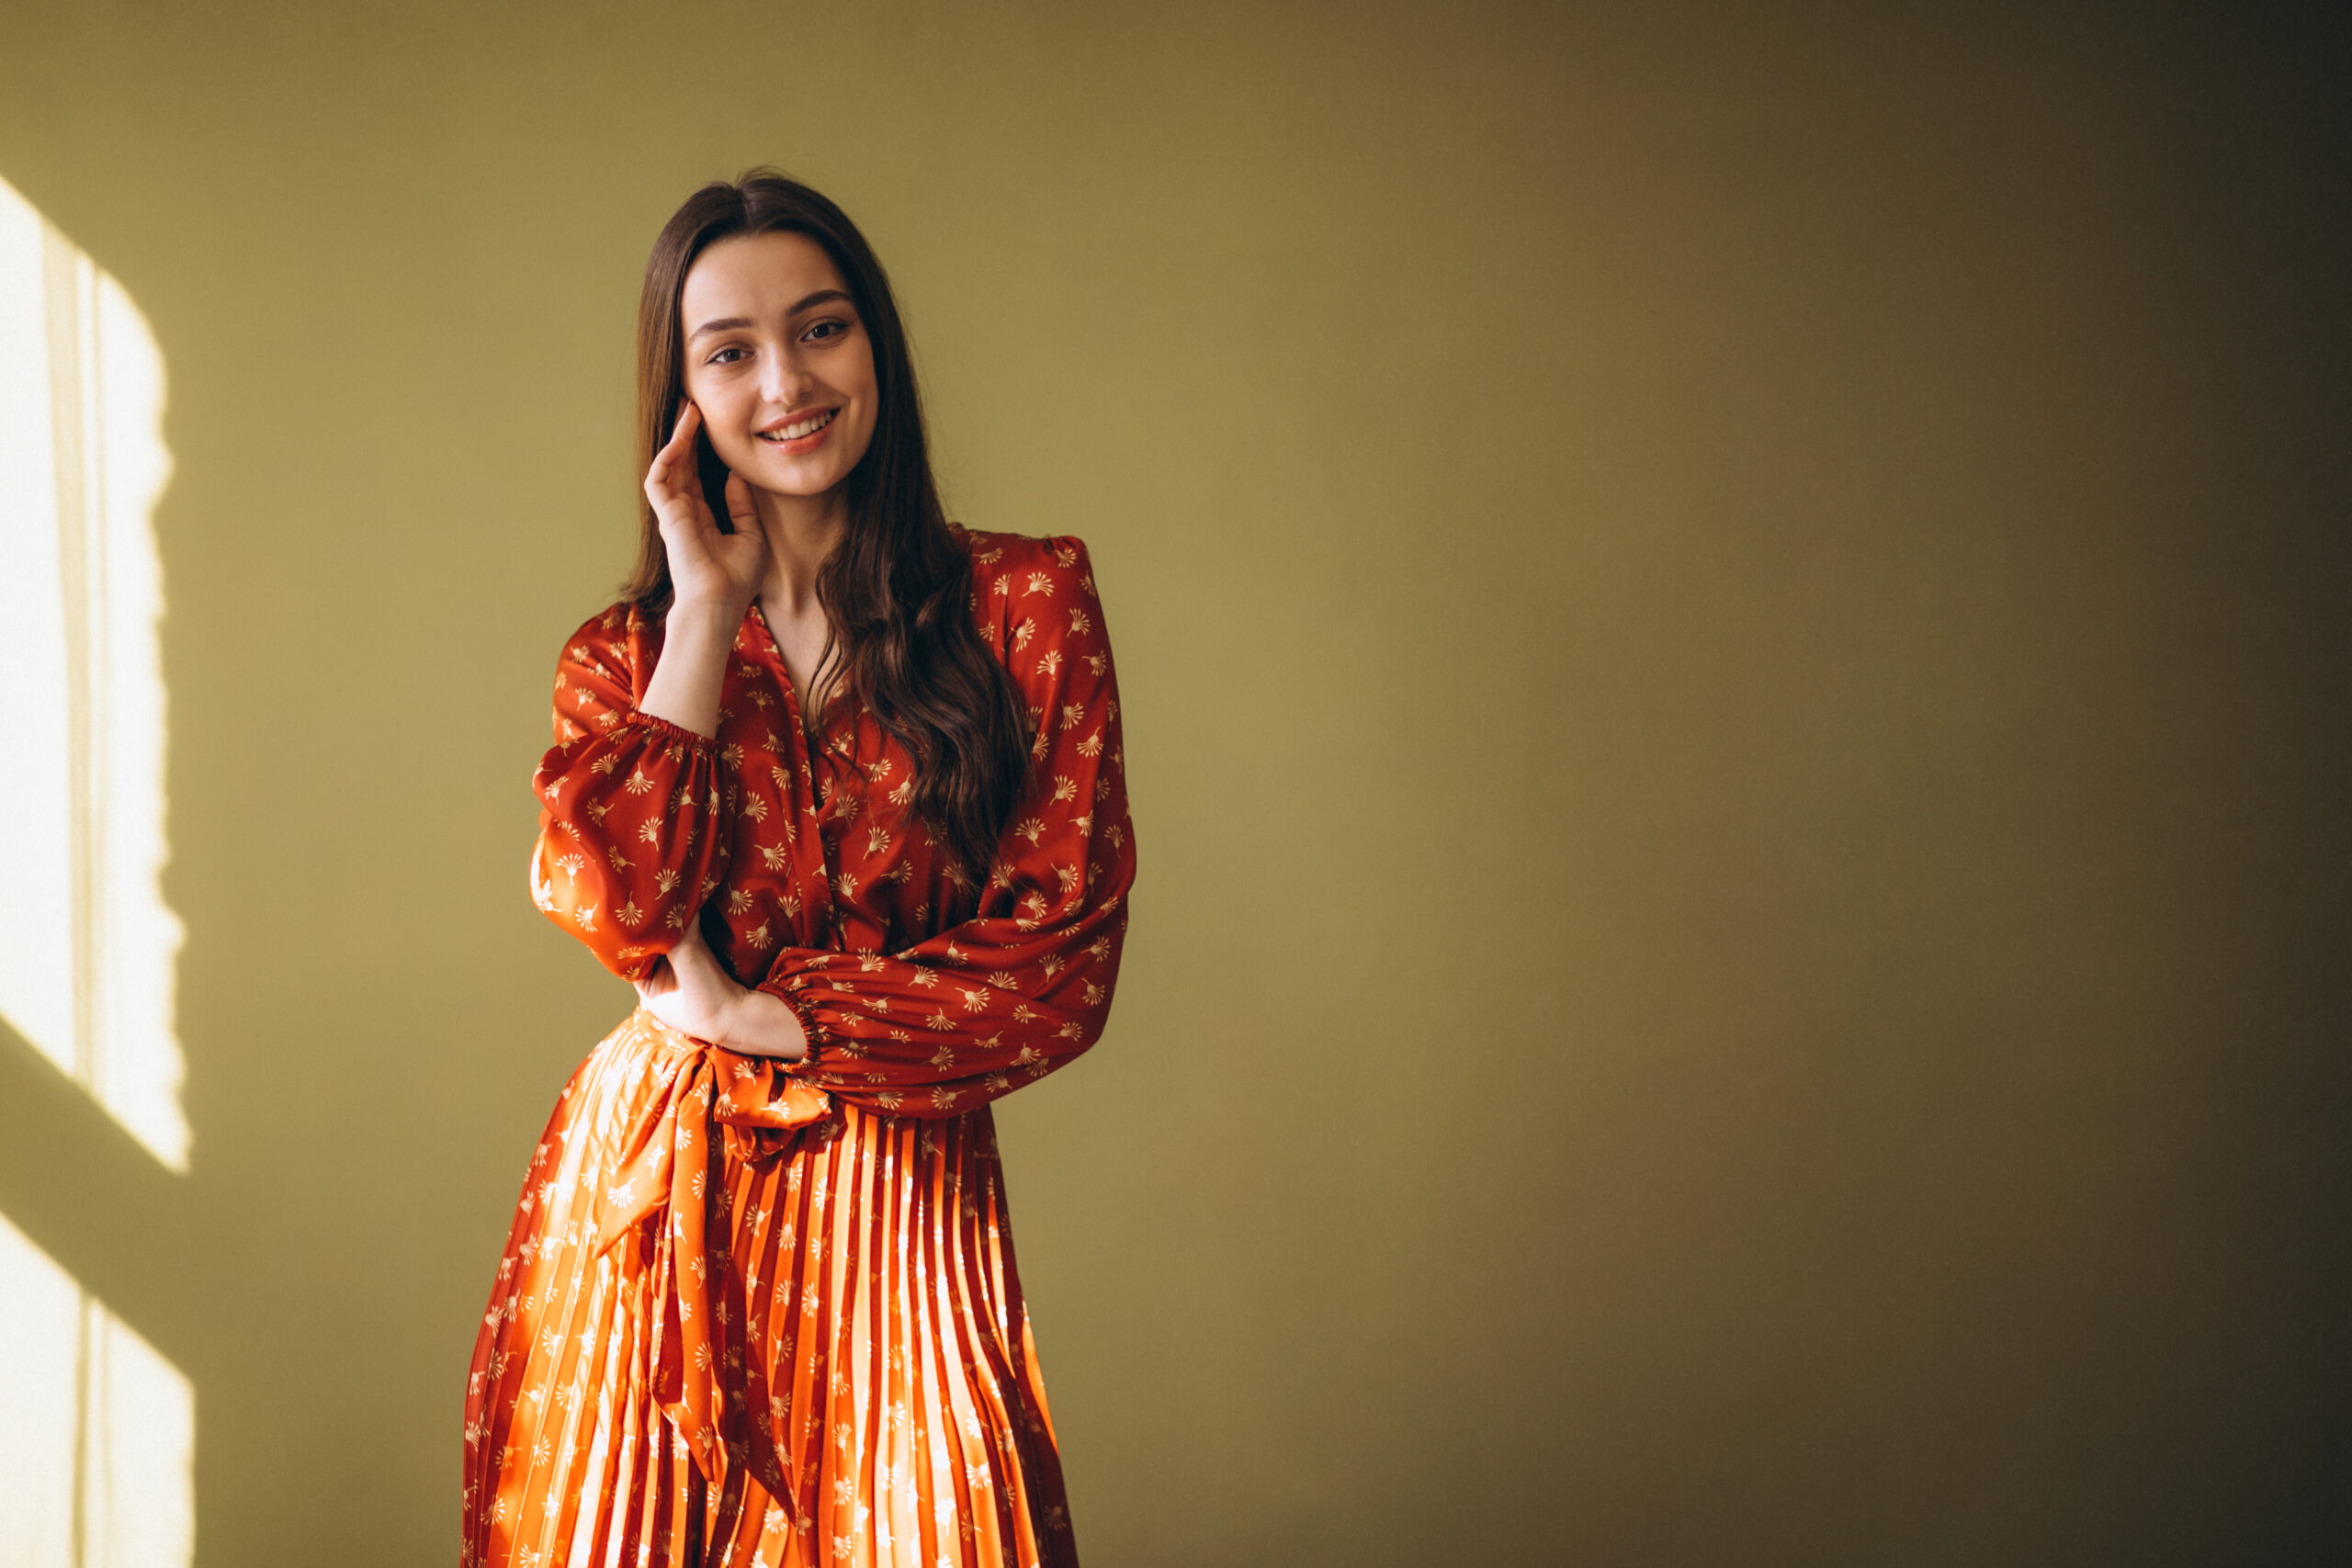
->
xmin=665 ymin=592 xmax=751 ymax=634
xmin=722 ymin=987 xmax=810 ymax=1061
xmin=641 ymin=601 xmax=745 ymax=739
xmin=707 ymin=984 xmax=754 ymax=1053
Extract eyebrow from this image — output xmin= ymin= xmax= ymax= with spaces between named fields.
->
xmin=687 ymin=289 xmax=854 ymax=340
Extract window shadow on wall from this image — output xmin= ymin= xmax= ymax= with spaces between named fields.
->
xmin=0 ymin=175 xmax=195 ymax=1568
xmin=0 ymin=130 xmax=629 ymax=1566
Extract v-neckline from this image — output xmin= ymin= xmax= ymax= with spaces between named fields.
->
xmin=746 ymin=600 xmax=854 ymax=813
xmin=745 ymin=599 xmax=816 ymax=720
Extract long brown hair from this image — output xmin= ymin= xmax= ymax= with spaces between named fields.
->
xmin=623 ymin=170 xmax=1029 ymax=888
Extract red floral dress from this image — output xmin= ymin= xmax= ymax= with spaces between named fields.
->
xmin=463 ymin=527 xmax=1132 ymax=1568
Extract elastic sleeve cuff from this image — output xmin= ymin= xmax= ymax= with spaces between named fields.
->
xmin=771 ymin=984 xmax=828 ymax=1071
xmin=622 ymin=709 xmax=721 ymax=751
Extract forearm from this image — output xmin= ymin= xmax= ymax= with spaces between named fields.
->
xmin=636 ymin=926 xmax=808 ymax=1059
xmin=759 ymin=894 xmax=1126 ymax=1089
xmin=638 ymin=599 xmax=746 ymax=739
xmin=713 ymin=986 xmax=808 ymax=1059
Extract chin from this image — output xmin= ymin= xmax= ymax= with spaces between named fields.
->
xmin=752 ymin=465 xmax=844 ymax=499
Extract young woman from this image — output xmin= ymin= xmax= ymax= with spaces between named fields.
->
xmin=462 ymin=172 xmax=1133 ymax=1568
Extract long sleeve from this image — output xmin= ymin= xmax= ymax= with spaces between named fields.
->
xmin=759 ymin=536 xmax=1136 ymax=1117
xmin=528 ymin=606 xmax=737 ymax=982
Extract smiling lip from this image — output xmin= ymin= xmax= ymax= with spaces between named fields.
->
xmin=756 ymin=407 xmax=838 ymax=453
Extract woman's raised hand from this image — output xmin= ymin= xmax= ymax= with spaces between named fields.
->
xmin=643 ymin=402 xmax=767 ymax=613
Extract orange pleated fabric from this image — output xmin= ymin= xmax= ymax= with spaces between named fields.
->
xmin=463 ymin=529 xmax=1128 ymax=1568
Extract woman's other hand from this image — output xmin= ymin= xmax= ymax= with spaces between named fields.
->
xmin=643 ymin=401 xmax=766 ymax=615
xmin=634 ymin=921 xmax=808 ymax=1061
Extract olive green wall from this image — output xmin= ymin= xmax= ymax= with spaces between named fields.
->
xmin=2 ymin=2 xmax=2346 ymax=1562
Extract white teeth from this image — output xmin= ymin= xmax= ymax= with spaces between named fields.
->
xmin=763 ymin=410 xmax=835 ymax=442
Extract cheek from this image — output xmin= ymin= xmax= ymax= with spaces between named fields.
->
xmin=686 ymin=382 xmax=752 ymax=451
xmin=686 ymin=372 xmax=740 ymax=417
xmin=843 ymin=403 xmax=882 ymax=464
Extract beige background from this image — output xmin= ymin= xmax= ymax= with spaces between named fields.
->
xmin=2 ymin=1 xmax=2348 ymax=1562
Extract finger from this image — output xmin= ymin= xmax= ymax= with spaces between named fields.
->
xmin=647 ymin=403 xmax=702 ymax=489
xmin=645 ymin=445 xmax=715 ymax=531
xmin=649 ymin=409 xmax=689 ymax=479
xmin=723 ymin=471 xmax=758 ymax=534
xmin=660 ymin=411 xmax=707 ymax=479
xmin=644 ymin=444 xmax=685 ymax=507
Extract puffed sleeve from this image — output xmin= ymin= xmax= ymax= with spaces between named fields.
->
xmin=756 ymin=536 xmax=1136 ymax=1117
xmin=528 ymin=604 xmax=736 ymax=982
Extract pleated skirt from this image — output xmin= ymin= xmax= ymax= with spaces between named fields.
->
xmin=461 ymin=1010 xmax=1078 ymax=1568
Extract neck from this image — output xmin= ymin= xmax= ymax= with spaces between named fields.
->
xmin=751 ymin=484 xmax=849 ymax=613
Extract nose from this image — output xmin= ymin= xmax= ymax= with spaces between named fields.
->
xmin=760 ymin=343 xmax=812 ymax=406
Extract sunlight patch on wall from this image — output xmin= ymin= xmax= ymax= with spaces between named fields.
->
xmin=0 ymin=174 xmax=186 ymax=1172
xmin=0 ymin=1213 xmax=195 ymax=1568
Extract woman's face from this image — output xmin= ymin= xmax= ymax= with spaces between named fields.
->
xmin=678 ymin=230 xmax=878 ymax=506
